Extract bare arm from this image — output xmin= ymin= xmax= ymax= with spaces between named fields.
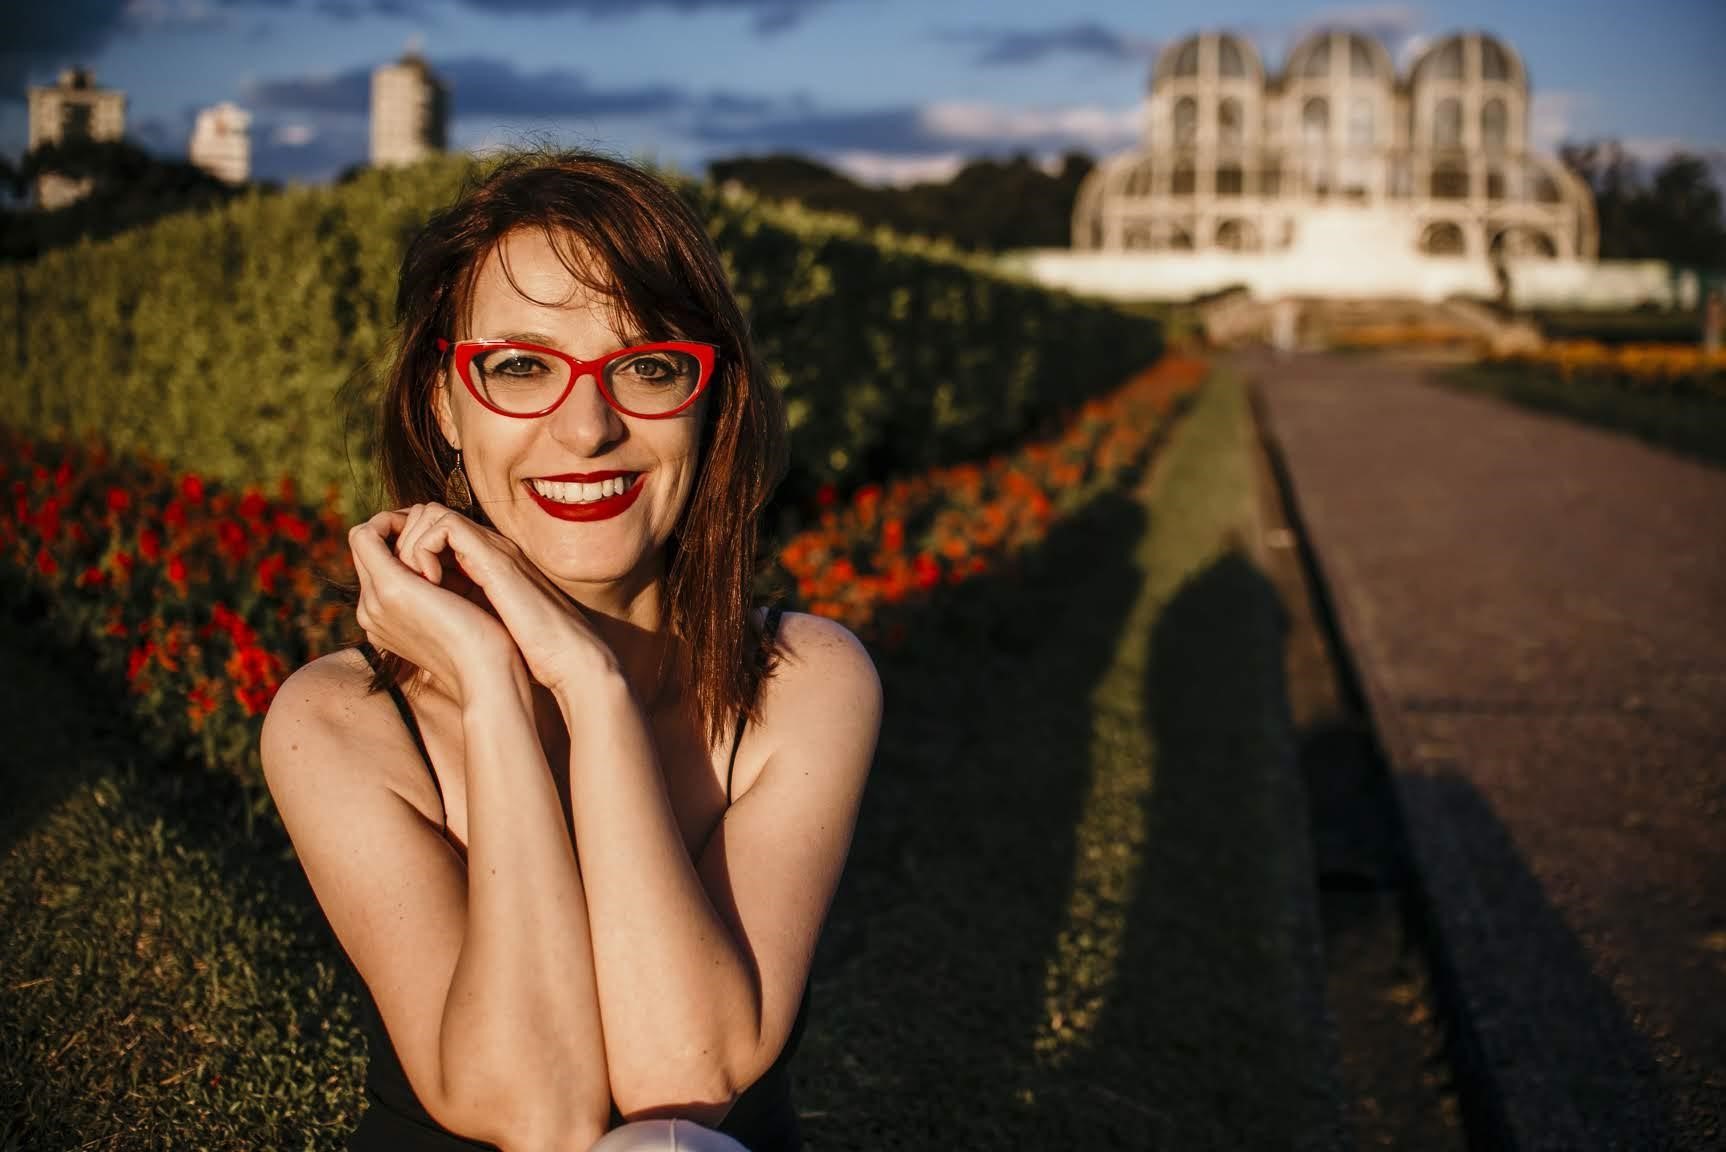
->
xmin=261 ymin=653 xmax=614 ymax=1152
xmin=438 ymin=661 xmax=614 ymax=1148
xmin=554 ymin=612 xmax=882 ymax=1121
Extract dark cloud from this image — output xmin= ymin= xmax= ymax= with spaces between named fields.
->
xmin=438 ymin=57 xmax=685 ymax=118
xmin=691 ymin=102 xmax=934 ymax=154
xmin=2 ymin=0 xmax=130 ymax=102
xmin=935 ymin=21 xmax=1154 ymax=69
xmin=446 ymin=0 xmax=841 ymax=35
xmin=245 ymin=68 xmax=373 ymax=116
xmin=246 ymin=58 xmax=686 ymax=120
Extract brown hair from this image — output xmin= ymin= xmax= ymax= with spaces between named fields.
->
xmin=337 ymin=147 xmax=789 ymax=750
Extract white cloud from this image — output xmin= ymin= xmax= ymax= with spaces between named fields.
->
xmin=1619 ymin=137 xmax=1726 ymax=166
xmin=917 ymin=101 xmax=1143 ymax=151
xmin=272 ymin=122 xmax=317 ymax=147
xmin=828 ymin=150 xmax=968 ymax=187
xmin=1530 ymin=89 xmax=1591 ymax=153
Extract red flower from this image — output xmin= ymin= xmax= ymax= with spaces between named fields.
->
xmin=181 ymin=474 xmax=206 ymax=503
xmin=239 ymin=488 xmax=268 ymax=522
xmin=106 ymin=487 xmax=131 ymax=513
xmin=139 ymin=528 xmax=162 ymax=563
xmin=35 ymin=548 xmax=57 ymax=577
xmin=127 ymin=643 xmax=155 ymax=683
xmin=217 ymin=519 xmax=249 ymax=564
xmin=272 ymin=511 xmax=311 ymax=544
xmin=167 ymin=555 xmax=188 ymax=584
xmin=163 ymin=500 xmax=186 ymax=532
xmin=77 ymin=566 xmax=106 ymax=587
xmin=882 ymin=518 xmax=904 ymax=553
xmin=816 ymin=483 xmax=838 ymax=509
xmin=913 ymin=554 xmax=940 ymax=591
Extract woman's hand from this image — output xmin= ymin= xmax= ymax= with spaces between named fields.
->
xmin=367 ymin=502 xmax=619 ymax=698
xmin=350 ymin=508 xmax=525 ymax=703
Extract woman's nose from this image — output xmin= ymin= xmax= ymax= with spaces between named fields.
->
xmin=549 ymin=371 xmax=627 ymax=452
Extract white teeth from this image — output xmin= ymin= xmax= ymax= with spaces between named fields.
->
xmin=530 ymin=475 xmax=635 ymax=504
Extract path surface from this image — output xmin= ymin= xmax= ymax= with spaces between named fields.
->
xmin=1250 ymin=352 xmax=1726 ymax=1150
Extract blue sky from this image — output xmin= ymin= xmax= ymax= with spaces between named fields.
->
xmin=5 ymin=0 xmax=1723 ymax=186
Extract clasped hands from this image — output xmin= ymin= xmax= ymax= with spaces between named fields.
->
xmin=348 ymin=501 xmax=616 ymax=703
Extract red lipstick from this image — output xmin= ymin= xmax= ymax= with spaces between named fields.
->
xmin=524 ymin=474 xmax=645 ymax=522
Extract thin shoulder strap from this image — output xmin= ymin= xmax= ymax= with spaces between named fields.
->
xmin=357 ymin=643 xmax=447 ymax=831
xmin=726 ymin=605 xmax=785 ymax=806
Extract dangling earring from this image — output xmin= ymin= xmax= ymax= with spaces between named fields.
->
xmin=444 ymin=450 xmax=473 ymax=511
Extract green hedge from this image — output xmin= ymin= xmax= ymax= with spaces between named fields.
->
xmin=0 ymin=155 xmax=1159 ymax=523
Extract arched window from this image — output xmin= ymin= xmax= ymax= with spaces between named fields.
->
xmin=1219 ymin=97 xmax=1243 ymax=148
xmin=1123 ymin=224 xmax=1155 ymax=251
xmin=1302 ymin=97 xmax=1329 ymax=149
xmin=1219 ymin=38 xmax=1245 ymax=78
xmin=1165 ymin=222 xmax=1195 ymax=250
xmin=1482 ymin=99 xmax=1508 ymax=152
xmin=1174 ymin=40 xmax=1200 ymax=77
xmin=1490 ymin=226 xmax=1557 ymax=259
xmin=1216 ymin=163 xmax=1243 ymax=197
xmin=1261 ymin=156 xmax=1282 ymax=199
xmin=1481 ymin=39 xmax=1512 ymax=82
xmin=1420 ymin=221 xmax=1466 ymax=256
xmin=1174 ymin=97 xmax=1198 ymax=147
xmin=1431 ymin=159 xmax=1469 ymax=199
xmin=1486 ymin=165 xmax=1506 ymax=200
xmin=1125 ymin=160 xmax=1154 ymax=197
xmin=1348 ymin=96 xmax=1375 ymax=148
xmin=1172 ymin=158 xmax=1196 ymax=197
xmin=1533 ymin=170 xmax=1561 ymax=203
xmin=1433 ymin=98 xmax=1463 ymax=148
xmin=1216 ymin=219 xmax=1259 ymax=251
xmin=1349 ymin=37 xmax=1376 ymax=78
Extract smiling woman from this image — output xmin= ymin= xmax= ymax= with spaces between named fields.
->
xmin=260 ymin=149 xmax=882 ymax=1152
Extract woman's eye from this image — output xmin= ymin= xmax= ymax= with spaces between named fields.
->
xmin=488 ymin=354 xmax=547 ymax=376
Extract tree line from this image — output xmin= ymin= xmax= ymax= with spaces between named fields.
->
xmin=3 ymin=137 xmax=1722 ymax=271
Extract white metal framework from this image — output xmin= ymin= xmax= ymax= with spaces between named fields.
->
xmin=1073 ymin=30 xmax=1597 ymax=264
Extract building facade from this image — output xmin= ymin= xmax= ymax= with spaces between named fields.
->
xmin=189 ymin=102 xmax=252 ymax=185
xmin=370 ymin=52 xmax=448 ymax=169
xmin=26 ymin=68 xmax=126 ymax=209
xmin=1041 ymin=30 xmax=1614 ymax=304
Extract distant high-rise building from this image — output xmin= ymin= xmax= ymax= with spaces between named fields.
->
xmin=26 ymin=67 xmax=126 ymax=209
xmin=370 ymin=51 xmax=448 ymax=169
xmin=189 ymin=102 xmax=252 ymax=185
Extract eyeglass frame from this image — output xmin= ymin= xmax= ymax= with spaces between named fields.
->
xmin=435 ymin=337 xmax=719 ymax=420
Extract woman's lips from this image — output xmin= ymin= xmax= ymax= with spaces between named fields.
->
xmin=524 ymin=475 xmax=645 ymax=521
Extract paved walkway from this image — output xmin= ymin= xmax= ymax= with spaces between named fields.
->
xmin=1250 ymin=353 xmax=1725 ymax=1150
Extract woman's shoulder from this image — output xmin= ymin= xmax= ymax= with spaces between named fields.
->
xmin=269 ymin=646 xmax=388 ymax=727
xmin=261 ymin=648 xmax=430 ymax=798
xmin=752 ymin=608 xmax=881 ymax=734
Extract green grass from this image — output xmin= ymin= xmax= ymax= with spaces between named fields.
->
xmin=1439 ymin=363 xmax=1726 ymax=470
xmin=0 ymin=369 xmax=1342 ymax=1148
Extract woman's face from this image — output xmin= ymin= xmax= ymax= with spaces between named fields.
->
xmin=433 ymin=226 xmax=709 ymax=598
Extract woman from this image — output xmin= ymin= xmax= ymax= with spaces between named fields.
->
xmin=261 ymin=149 xmax=882 ymax=1152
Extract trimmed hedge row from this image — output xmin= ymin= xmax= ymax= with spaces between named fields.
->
xmin=0 ymin=155 xmax=1159 ymax=524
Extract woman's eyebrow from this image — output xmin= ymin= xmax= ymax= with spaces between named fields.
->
xmin=484 ymin=330 xmax=651 ymax=349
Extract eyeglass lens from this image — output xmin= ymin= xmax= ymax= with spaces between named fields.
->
xmin=468 ymin=345 xmax=705 ymax=415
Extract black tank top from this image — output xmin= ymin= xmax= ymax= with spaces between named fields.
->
xmin=347 ymin=606 xmax=807 ymax=1151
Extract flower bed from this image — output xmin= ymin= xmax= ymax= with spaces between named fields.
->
xmin=0 ymin=355 xmax=1203 ymax=781
xmin=1484 ymin=340 xmax=1726 ymax=398
xmin=778 ymin=356 xmax=1205 ymax=643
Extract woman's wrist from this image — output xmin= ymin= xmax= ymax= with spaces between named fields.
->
xmin=454 ymin=649 xmax=536 ymax=718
